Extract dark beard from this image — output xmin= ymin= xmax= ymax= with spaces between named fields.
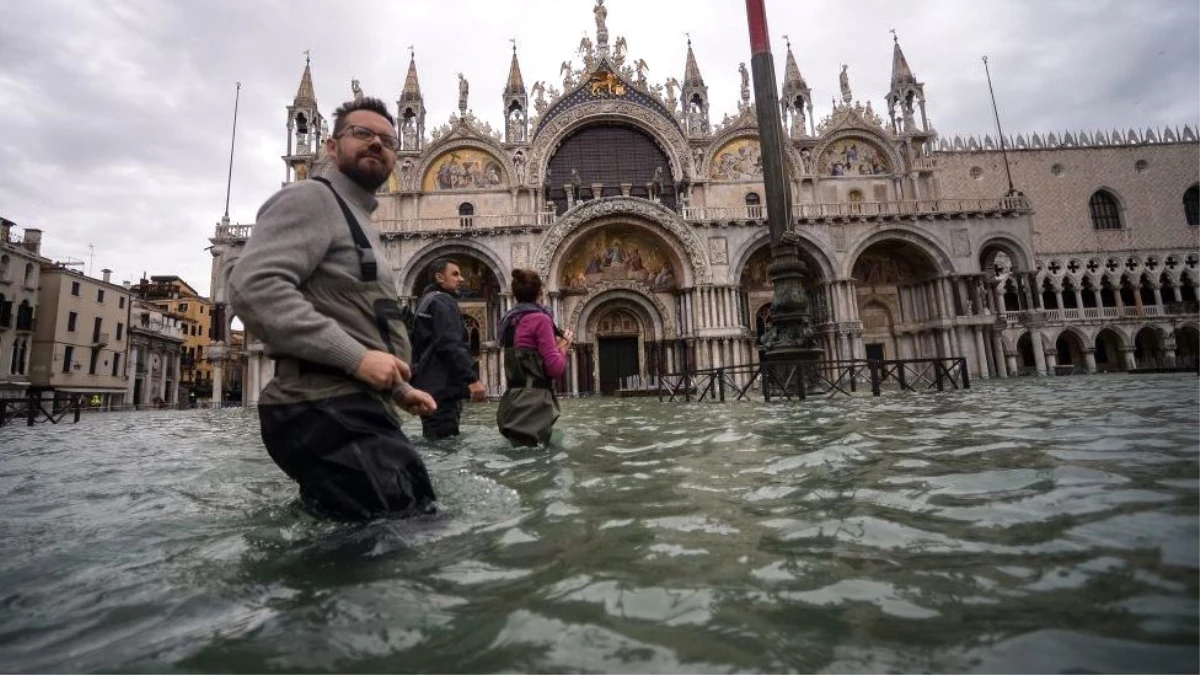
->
xmin=338 ymin=151 xmax=391 ymax=191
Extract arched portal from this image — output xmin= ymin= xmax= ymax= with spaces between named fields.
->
xmin=410 ymin=254 xmax=503 ymax=366
xmin=1094 ymin=328 xmax=1125 ymax=372
xmin=1016 ymin=332 xmax=1037 ymax=373
xmin=571 ymin=289 xmax=668 ymax=395
xmin=1175 ymin=325 xmax=1199 ymax=367
xmin=1054 ymin=330 xmax=1086 ymax=372
xmin=851 ymin=239 xmax=941 ymax=361
xmin=1133 ymin=327 xmax=1166 ymax=369
xmin=738 ymin=242 xmax=829 ymax=341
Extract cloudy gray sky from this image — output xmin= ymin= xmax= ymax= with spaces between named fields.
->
xmin=1 ymin=0 xmax=1196 ymax=297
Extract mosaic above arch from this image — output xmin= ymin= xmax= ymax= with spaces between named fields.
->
xmin=710 ymin=138 xmax=763 ymax=181
xmin=819 ymin=137 xmax=891 ymax=176
xmin=559 ymin=224 xmax=680 ymax=293
xmin=422 ymin=148 xmax=506 ymax=190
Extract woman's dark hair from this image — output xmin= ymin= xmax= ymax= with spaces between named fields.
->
xmin=511 ymin=268 xmax=543 ymax=303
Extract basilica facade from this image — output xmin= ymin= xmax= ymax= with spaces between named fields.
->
xmin=209 ymin=3 xmax=1199 ymax=403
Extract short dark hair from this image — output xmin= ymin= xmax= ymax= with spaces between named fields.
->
xmin=511 ymin=268 xmax=543 ymax=303
xmin=430 ymin=258 xmax=459 ymax=277
xmin=332 ymin=97 xmax=395 ymax=136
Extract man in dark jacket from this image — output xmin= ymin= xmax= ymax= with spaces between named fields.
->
xmin=411 ymin=259 xmax=487 ymax=439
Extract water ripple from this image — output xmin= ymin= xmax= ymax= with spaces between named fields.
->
xmin=0 ymin=374 xmax=1196 ymax=673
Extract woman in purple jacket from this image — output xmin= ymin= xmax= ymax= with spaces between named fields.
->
xmin=496 ymin=269 xmax=573 ymax=446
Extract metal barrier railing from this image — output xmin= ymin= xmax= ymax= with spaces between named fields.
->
xmin=656 ymin=357 xmax=971 ymax=402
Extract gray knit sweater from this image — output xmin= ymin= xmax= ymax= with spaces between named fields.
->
xmin=229 ymin=166 xmax=396 ymax=375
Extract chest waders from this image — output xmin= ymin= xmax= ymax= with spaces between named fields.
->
xmin=495 ymin=315 xmax=561 ymax=447
xmin=256 ymin=177 xmax=436 ymax=520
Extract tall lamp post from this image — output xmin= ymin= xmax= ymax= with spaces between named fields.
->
xmin=745 ymin=0 xmax=820 ymax=378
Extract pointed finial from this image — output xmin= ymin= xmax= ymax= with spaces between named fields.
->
xmin=784 ymin=34 xmax=791 ymax=50
xmin=686 ymin=32 xmax=691 ymax=47
xmin=407 ymin=45 xmax=415 ymax=60
xmin=510 ymin=38 xmax=517 ymax=54
xmin=303 ymin=49 xmax=311 ymax=65
xmin=889 ymin=28 xmax=897 ymax=43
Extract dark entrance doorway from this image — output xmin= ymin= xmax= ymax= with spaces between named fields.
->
xmin=598 ymin=336 xmax=639 ymax=395
xmin=865 ymin=343 xmax=885 ymax=362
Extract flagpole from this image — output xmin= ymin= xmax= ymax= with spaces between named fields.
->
xmin=223 ymin=82 xmax=242 ymax=220
xmin=982 ymin=57 xmax=1015 ymax=195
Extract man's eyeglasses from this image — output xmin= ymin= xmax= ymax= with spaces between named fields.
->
xmin=337 ymin=124 xmax=399 ymax=150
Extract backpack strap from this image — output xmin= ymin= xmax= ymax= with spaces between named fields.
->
xmin=312 ymin=176 xmax=377 ymax=282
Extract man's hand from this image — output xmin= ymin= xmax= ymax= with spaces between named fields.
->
xmin=353 ymin=350 xmax=411 ymax=391
xmin=556 ymin=329 xmax=575 ymax=353
xmin=468 ymin=380 xmax=487 ymax=402
xmin=397 ymin=388 xmax=437 ymax=416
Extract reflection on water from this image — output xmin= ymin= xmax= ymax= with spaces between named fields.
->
xmin=0 ymin=374 xmax=1196 ymax=673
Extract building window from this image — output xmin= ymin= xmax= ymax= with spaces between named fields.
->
xmin=119 ymin=296 xmax=125 ymax=309
xmin=1185 ymin=185 xmax=1199 ymax=227
xmin=458 ymin=202 xmax=475 ymax=228
xmin=67 ymin=311 xmax=78 ymax=332
xmin=116 ymin=323 xmax=124 ymax=341
xmin=745 ymin=192 xmax=762 ymax=218
xmin=93 ymin=317 xmax=103 ymax=343
xmin=179 ymin=302 xmax=188 ymax=312
xmin=1088 ymin=190 xmax=1122 ymax=230
xmin=71 ymin=281 xmax=80 ymax=296
xmin=24 ymin=264 xmax=34 ymax=286
xmin=0 ymin=294 xmax=10 ymax=328
xmin=112 ymin=353 xmax=121 ymax=377
xmin=88 ymin=348 xmax=99 ymax=375
xmin=0 ymin=254 xmax=8 ymax=280
xmin=97 ymin=289 xmax=105 ymax=303
xmin=63 ymin=345 xmax=74 ymax=373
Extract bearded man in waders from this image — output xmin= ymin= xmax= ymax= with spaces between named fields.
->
xmin=230 ymin=96 xmax=438 ymax=520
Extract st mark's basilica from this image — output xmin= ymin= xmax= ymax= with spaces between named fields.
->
xmin=209 ymin=1 xmax=1200 ymax=402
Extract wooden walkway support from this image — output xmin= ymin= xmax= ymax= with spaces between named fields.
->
xmin=0 ymin=392 xmax=85 ymax=427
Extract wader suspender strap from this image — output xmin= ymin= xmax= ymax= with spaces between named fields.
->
xmin=312 ymin=177 xmax=377 ymax=282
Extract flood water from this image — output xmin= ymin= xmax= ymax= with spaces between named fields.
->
xmin=1 ymin=374 xmax=1197 ymax=673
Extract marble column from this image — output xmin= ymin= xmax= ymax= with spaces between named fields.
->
xmin=991 ymin=330 xmax=1009 ymax=378
xmin=1081 ymin=347 xmax=1097 ymax=374
xmin=1030 ymin=329 xmax=1047 ymax=375
xmin=1121 ymin=347 xmax=1137 ymax=371
xmin=973 ymin=326 xmax=989 ymax=378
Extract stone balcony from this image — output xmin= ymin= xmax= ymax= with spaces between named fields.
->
xmin=212 ymin=196 xmax=1034 ymax=243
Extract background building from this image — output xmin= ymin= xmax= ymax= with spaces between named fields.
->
xmin=126 ymin=299 xmax=185 ymax=408
xmin=0 ymin=218 xmax=47 ymax=398
xmin=29 ymin=266 xmax=132 ymax=407
xmin=209 ymin=3 xmax=1198 ymax=401
xmin=132 ymin=275 xmax=215 ymax=404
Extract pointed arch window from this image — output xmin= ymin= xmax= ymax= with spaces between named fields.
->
xmin=1089 ymin=190 xmax=1122 ymax=230
xmin=1184 ymin=185 xmax=1199 ymax=226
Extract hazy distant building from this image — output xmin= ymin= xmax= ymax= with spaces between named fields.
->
xmin=210 ymin=3 xmax=1199 ymax=401
xmin=0 ymin=218 xmax=48 ymax=398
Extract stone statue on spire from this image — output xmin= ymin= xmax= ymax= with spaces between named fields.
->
xmin=594 ymin=0 xmax=607 ymax=34
xmin=839 ymin=64 xmax=852 ymax=105
xmin=457 ymin=72 xmax=469 ymax=114
xmin=351 ymin=78 xmax=363 ymax=102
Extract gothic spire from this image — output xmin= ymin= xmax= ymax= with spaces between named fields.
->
xmin=400 ymin=53 xmax=422 ymax=103
xmin=683 ymin=37 xmax=705 ymax=88
xmin=505 ymin=44 xmax=526 ymax=95
xmin=294 ymin=52 xmax=316 ymax=107
xmin=783 ymin=39 xmax=806 ymax=89
xmin=890 ymin=34 xmax=918 ymax=88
